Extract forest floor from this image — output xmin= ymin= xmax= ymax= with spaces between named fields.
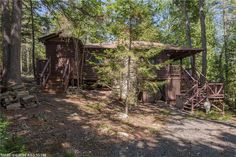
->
xmin=1 ymin=84 xmax=236 ymax=157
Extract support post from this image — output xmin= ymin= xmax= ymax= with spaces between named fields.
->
xmin=180 ymin=59 xmax=183 ymax=67
xmin=191 ymin=55 xmax=196 ymax=78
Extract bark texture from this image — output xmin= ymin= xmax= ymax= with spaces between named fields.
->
xmin=223 ymin=0 xmax=229 ymax=84
xmin=8 ymin=0 xmax=22 ymax=83
xmin=1 ymin=0 xmax=11 ymax=84
xmin=199 ymin=0 xmax=207 ymax=83
xmin=30 ymin=0 xmax=36 ymax=78
xmin=183 ymin=0 xmax=195 ymax=72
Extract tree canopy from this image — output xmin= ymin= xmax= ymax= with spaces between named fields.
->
xmin=0 ymin=0 xmax=236 ymax=107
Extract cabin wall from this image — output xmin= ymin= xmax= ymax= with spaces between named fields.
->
xmin=39 ymin=36 xmax=185 ymax=104
xmin=143 ymin=64 xmax=182 ymax=103
xmin=69 ymin=49 xmax=99 ymax=82
xmin=165 ymin=76 xmax=181 ymax=104
xmin=43 ymin=39 xmax=84 ymax=77
xmin=40 ymin=37 xmax=98 ymax=83
xmin=45 ymin=41 xmax=75 ymax=75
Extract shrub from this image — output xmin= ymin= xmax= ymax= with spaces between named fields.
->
xmin=0 ymin=117 xmax=26 ymax=154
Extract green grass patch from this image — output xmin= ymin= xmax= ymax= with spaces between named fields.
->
xmin=0 ymin=118 xmax=26 ymax=154
xmin=64 ymin=151 xmax=76 ymax=157
xmin=86 ymin=103 xmax=106 ymax=111
xmin=192 ymin=110 xmax=233 ymax=121
xmin=158 ymin=108 xmax=172 ymax=116
xmin=97 ymin=123 xmax=116 ymax=135
xmin=97 ymin=123 xmax=111 ymax=130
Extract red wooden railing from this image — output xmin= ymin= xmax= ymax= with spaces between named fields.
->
xmin=181 ymin=68 xmax=198 ymax=94
xmin=206 ymin=83 xmax=224 ymax=98
xmin=180 ymin=66 xmax=224 ymax=113
xmin=62 ymin=58 xmax=71 ymax=91
xmin=40 ymin=57 xmax=51 ymax=88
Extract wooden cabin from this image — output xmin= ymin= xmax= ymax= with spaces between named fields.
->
xmin=37 ymin=32 xmax=224 ymax=113
xmin=37 ymin=32 xmax=103 ymax=91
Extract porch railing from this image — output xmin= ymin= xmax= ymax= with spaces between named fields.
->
xmin=180 ymin=66 xmax=224 ymax=113
xmin=39 ymin=57 xmax=51 ymax=88
xmin=206 ymin=83 xmax=224 ymax=98
xmin=62 ymin=58 xmax=71 ymax=91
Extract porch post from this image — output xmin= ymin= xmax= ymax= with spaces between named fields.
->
xmin=191 ymin=55 xmax=196 ymax=77
xmin=180 ymin=58 xmax=183 ymax=86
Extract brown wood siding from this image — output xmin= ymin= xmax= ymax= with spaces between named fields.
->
xmin=165 ymin=76 xmax=181 ymax=103
xmin=44 ymin=40 xmax=82 ymax=76
xmin=68 ymin=49 xmax=98 ymax=81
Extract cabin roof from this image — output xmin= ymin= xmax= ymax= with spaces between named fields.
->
xmin=85 ymin=41 xmax=203 ymax=60
xmin=84 ymin=41 xmax=202 ymax=51
xmin=38 ymin=31 xmax=80 ymax=43
xmin=39 ymin=32 xmax=203 ymax=60
xmin=39 ymin=31 xmax=62 ymax=43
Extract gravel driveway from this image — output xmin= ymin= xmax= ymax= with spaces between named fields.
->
xmin=4 ymin=91 xmax=236 ymax=157
xmin=112 ymin=110 xmax=236 ymax=157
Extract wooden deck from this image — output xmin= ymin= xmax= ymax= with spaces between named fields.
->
xmin=176 ymin=68 xmax=224 ymax=113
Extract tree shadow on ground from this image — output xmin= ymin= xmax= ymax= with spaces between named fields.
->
xmin=2 ymin=90 xmax=236 ymax=157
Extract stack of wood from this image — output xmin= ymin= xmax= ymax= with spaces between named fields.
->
xmin=0 ymin=84 xmax=39 ymax=110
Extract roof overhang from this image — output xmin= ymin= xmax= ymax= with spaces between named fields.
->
xmin=38 ymin=31 xmax=81 ymax=44
xmin=38 ymin=31 xmax=62 ymax=43
xmin=84 ymin=41 xmax=203 ymax=60
xmin=163 ymin=49 xmax=202 ymax=61
xmin=84 ymin=43 xmax=117 ymax=49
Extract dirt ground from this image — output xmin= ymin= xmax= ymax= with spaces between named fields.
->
xmin=1 ymin=87 xmax=236 ymax=157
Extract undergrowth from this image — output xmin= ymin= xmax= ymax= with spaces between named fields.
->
xmin=0 ymin=117 xmax=26 ymax=154
xmin=64 ymin=151 xmax=76 ymax=157
xmin=191 ymin=110 xmax=234 ymax=121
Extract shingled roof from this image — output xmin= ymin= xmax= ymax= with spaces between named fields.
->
xmin=38 ymin=31 xmax=79 ymax=43
xmin=39 ymin=32 xmax=203 ymax=60
xmin=84 ymin=41 xmax=203 ymax=60
xmin=85 ymin=41 xmax=202 ymax=51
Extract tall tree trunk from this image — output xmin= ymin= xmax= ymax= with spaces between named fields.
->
xmin=125 ymin=12 xmax=132 ymax=115
xmin=1 ymin=0 xmax=11 ymax=84
xmin=183 ymin=0 xmax=195 ymax=74
xmin=223 ymin=0 xmax=229 ymax=85
xmin=30 ymin=0 xmax=36 ymax=78
xmin=199 ymin=0 xmax=207 ymax=83
xmin=126 ymin=56 xmax=131 ymax=115
xmin=20 ymin=49 xmax=23 ymax=73
xmin=26 ymin=49 xmax=29 ymax=73
xmin=8 ymin=0 xmax=22 ymax=84
xmin=73 ymin=39 xmax=80 ymax=89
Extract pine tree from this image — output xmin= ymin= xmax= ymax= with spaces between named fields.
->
xmin=92 ymin=0 xmax=165 ymax=115
xmin=199 ymin=0 xmax=207 ymax=83
xmin=1 ymin=0 xmax=11 ymax=84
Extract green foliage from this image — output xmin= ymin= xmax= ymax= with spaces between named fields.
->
xmin=0 ymin=118 xmax=26 ymax=154
xmin=192 ymin=110 xmax=233 ymax=121
xmin=135 ymin=48 xmax=165 ymax=94
xmin=21 ymin=0 xmax=47 ymax=74
xmin=43 ymin=0 xmax=105 ymax=42
xmin=64 ymin=151 xmax=76 ymax=157
xmin=1 ymin=0 xmax=235 ymax=110
xmin=90 ymin=48 xmax=126 ymax=89
xmin=89 ymin=1 xmax=169 ymax=109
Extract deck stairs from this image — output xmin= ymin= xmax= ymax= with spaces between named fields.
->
xmin=177 ymin=67 xmax=224 ymax=113
xmin=39 ymin=57 xmax=72 ymax=92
